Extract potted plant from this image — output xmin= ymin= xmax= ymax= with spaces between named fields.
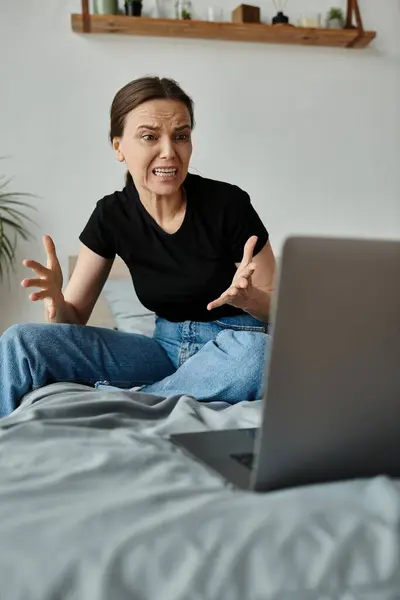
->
xmin=93 ymin=0 xmax=118 ymax=15
xmin=125 ymin=0 xmax=143 ymax=17
xmin=326 ymin=7 xmax=345 ymax=29
xmin=0 ymin=172 xmax=36 ymax=281
xmin=175 ymin=1 xmax=192 ymax=20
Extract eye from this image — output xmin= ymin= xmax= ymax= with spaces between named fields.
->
xmin=176 ymin=133 xmax=190 ymax=141
xmin=142 ymin=134 xmax=157 ymax=141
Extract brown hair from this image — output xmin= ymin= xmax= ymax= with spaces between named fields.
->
xmin=109 ymin=76 xmax=195 ymax=185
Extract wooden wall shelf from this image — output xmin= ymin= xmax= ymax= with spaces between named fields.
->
xmin=71 ymin=14 xmax=376 ymax=49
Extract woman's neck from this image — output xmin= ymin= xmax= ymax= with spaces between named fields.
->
xmin=138 ymin=187 xmax=186 ymax=233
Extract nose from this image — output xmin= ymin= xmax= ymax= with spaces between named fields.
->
xmin=159 ymin=136 xmax=176 ymax=160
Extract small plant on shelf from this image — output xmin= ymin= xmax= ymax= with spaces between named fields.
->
xmin=175 ymin=1 xmax=192 ymax=20
xmin=326 ymin=7 xmax=345 ymax=28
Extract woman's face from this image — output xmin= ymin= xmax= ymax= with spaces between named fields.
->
xmin=114 ymin=98 xmax=192 ymax=197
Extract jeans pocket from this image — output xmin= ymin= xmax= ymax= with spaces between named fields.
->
xmin=215 ymin=316 xmax=268 ymax=333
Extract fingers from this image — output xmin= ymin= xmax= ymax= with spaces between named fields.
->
xmin=22 ymin=259 xmax=49 ymax=278
xmin=45 ymin=298 xmax=57 ymax=320
xmin=22 ymin=242 xmax=62 ymax=316
xmin=43 ymin=235 xmax=59 ymax=270
xmin=238 ymin=263 xmax=255 ymax=279
xmin=21 ymin=271 xmax=54 ymax=303
xmin=207 ymin=296 xmax=227 ymax=311
xmin=29 ymin=293 xmax=56 ymax=320
xmin=240 ymin=236 xmax=258 ymax=267
xmin=21 ymin=277 xmax=47 ymax=290
xmin=233 ymin=263 xmax=255 ymax=290
xmin=22 ymin=236 xmax=59 ymax=275
xmin=208 ymin=252 xmax=256 ymax=311
xmin=28 ymin=290 xmax=51 ymax=302
xmin=207 ymin=287 xmax=240 ymax=311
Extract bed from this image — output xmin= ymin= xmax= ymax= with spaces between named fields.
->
xmin=0 ymin=258 xmax=398 ymax=598
xmin=1 ymin=383 xmax=400 ymax=599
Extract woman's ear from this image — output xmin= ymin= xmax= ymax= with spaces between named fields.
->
xmin=112 ymin=138 xmax=125 ymax=163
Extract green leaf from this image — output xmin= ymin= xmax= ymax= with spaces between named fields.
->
xmin=0 ymin=207 xmax=36 ymax=228
xmin=0 ymin=228 xmax=16 ymax=278
xmin=0 ymin=175 xmax=37 ymax=281
xmin=0 ymin=193 xmax=35 ymax=205
xmin=0 ymin=216 xmax=33 ymax=240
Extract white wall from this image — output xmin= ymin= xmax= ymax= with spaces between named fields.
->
xmin=0 ymin=0 xmax=399 ymax=331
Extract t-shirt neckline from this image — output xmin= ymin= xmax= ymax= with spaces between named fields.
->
xmin=128 ymin=175 xmax=191 ymax=238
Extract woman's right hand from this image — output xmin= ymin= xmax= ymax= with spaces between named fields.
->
xmin=21 ymin=235 xmax=64 ymax=320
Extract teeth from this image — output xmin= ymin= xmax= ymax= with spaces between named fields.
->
xmin=154 ymin=168 xmax=177 ymax=176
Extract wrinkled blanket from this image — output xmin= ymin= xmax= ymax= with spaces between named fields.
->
xmin=0 ymin=383 xmax=399 ymax=600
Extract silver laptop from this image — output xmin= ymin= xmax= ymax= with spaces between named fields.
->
xmin=170 ymin=236 xmax=400 ymax=492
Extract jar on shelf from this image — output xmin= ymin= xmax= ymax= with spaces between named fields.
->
xmin=175 ymin=0 xmax=192 ymax=20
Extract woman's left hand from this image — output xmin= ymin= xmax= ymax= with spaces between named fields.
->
xmin=207 ymin=236 xmax=258 ymax=312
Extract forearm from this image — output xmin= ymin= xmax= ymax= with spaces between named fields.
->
xmin=243 ymin=287 xmax=272 ymax=324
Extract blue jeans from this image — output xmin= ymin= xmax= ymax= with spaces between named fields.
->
xmin=0 ymin=314 xmax=270 ymax=418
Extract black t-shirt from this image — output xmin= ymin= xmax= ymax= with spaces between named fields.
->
xmin=79 ymin=173 xmax=269 ymax=322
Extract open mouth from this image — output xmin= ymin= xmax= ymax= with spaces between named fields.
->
xmin=152 ymin=168 xmax=178 ymax=179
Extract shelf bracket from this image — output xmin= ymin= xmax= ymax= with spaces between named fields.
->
xmin=345 ymin=0 xmax=365 ymax=48
xmin=81 ymin=0 xmax=91 ymax=33
xmin=346 ymin=0 xmax=364 ymax=33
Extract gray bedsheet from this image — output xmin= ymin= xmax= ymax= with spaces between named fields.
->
xmin=0 ymin=383 xmax=399 ymax=600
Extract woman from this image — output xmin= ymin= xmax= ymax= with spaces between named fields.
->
xmin=0 ymin=76 xmax=276 ymax=418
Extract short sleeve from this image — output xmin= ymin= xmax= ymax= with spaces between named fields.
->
xmin=79 ymin=199 xmax=116 ymax=259
xmin=226 ymin=188 xmax=269 ymax=263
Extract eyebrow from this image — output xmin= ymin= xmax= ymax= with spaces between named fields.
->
xmin=137 ymin=124 xmax=191 ymax=131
